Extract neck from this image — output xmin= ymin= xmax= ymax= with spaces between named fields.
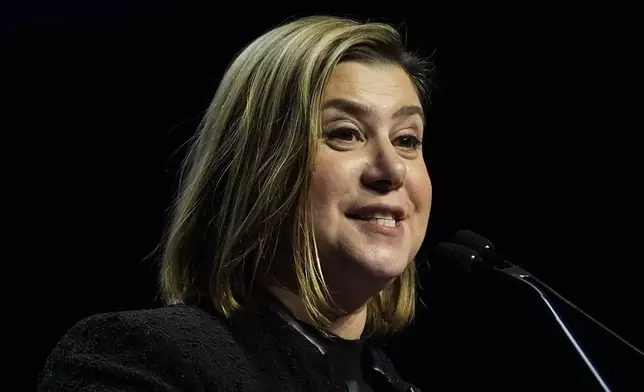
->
xmin=265 ymin=284 xmax=368 ymax=340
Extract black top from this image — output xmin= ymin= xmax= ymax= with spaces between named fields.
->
xmin=321 ymin=333 xmax=372 ymax=392
xmin=266 ymin=295 xmax=374 ymax=391
xmin=37 ymin=294 xmax=421 ymax=392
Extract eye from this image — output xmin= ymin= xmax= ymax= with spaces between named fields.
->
xmin=327 ymin=127 xmax=362 ymax=142
xmin=396 ymin=134 xmax=423 ymax=150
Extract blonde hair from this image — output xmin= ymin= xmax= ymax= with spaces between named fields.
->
xmin=159 ymin=15 xmax=432 ymax=336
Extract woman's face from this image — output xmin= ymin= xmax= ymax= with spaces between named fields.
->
xmin=309 ymin=61 xmax=432 ymax=304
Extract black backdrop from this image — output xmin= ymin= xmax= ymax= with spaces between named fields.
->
xmin=8 ymin=2 xmax=643 ymax=391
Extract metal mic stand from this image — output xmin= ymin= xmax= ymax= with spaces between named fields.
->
xmin=498 ymin=262 xmax=644 ymax=392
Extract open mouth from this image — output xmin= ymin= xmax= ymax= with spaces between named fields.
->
xmin=346 ymin=214 xmax=399 ymax=228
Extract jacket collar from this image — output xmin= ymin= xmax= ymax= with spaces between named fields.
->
xmin=265 ymin=293 xmax=420 ymax=392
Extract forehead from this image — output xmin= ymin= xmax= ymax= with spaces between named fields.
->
xmin=323 ymin=61 xmax=420 ymax=106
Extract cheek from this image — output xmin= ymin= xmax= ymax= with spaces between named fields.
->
xmin=425 ymin=176 xmax=433 ymax=213
xmin=410 ymin=167 xmax=432 ymax=219
xmin=309 ymin=154 xmax=347 ymax=219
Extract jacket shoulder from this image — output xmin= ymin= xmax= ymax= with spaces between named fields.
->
xmin=103 ymin=304 xmax=239 ymax=347
xmin=38 ymin=305 xmax=253 ymax=392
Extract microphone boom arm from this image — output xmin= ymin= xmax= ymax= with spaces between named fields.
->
xmin=450 ymin=230 xmax=644 ymax=390
xmin=499 ymin=265 xmax=612 ymax=392
xmin=498 ymin=262 xmax=644 ymax=357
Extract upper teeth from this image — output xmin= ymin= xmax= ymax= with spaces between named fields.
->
xmin=360 ymin=213 xmax=396 ymax=220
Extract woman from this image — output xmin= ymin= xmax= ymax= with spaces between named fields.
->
xmin=38 ymin=15 xmax=432 ymax=392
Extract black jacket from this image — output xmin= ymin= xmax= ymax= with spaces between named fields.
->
xmin=38 ymin=296 xmax=420 ymax=392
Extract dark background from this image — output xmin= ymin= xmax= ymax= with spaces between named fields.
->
xmin=7 ymin=2 xmax=643 ymax=391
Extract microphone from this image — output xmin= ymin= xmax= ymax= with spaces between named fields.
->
xmin=453 ymin=230 xmax=531 ymax=277
xmin=429 ymin=242 xmax=484 ymax=273
xmin=450 ymin=230 xmax=644 ymax=392
xmin=424 ymin=242 xmax=491 ymax=301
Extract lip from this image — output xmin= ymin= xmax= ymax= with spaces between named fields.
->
xmin=345 ymin=203 xmax=406 ymax=221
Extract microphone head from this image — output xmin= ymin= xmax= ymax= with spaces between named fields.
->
xmin=430 ymin=242 xmax=484 ymax=273
xmin=454 ymin=229 xmax=494 ymax=252
xmin=453 ymin=230 xmax=505 ymax=267
xmin=425 ymin=243 xmax=493 ymax=299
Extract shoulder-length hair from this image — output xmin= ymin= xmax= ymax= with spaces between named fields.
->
xmin=159 ymin=15 xmax=432 ymax=336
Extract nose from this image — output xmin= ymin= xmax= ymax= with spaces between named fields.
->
xmin=360 ymin=138 xmax=407 ymax=193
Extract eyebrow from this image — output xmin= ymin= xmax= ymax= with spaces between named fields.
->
xmin=322 ymin=98 xmax=425 ymax=125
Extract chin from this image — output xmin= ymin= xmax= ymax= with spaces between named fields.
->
xmin=360 ymin=257 xmax=410 ymax=281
